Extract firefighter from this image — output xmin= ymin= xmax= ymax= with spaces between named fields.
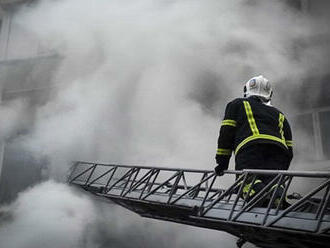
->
xmin=214 ymin=75 xmax=293 ymax=205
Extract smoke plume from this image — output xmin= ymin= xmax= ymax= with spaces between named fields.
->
xmin=15 ymin=0 xmax=326 ymax=173
xmin=0 ymin=0 xmax=329 ymax=247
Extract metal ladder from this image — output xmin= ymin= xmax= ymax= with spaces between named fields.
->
xmin=68 ymin=161 xmax=330 ymax=248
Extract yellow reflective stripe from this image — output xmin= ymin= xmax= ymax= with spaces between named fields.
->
xmin=242 ymin=180 xmax=262 ymax=198
xmin=243 ymin=186 xmax=255 ymax=198
xmin=270 ymin=184 xmax=285 ymax=191
xmin=235 ymin=134 xmax=288 ymax=154
xmin=221 ymin=119 xmax=237 ymax=127
xmin=238 ymin=179 xmax=262 ymax=186
xmin=243 ymin=101 xmax=259 ymax=135
xmin=216 ymin=148 xmax=232 ymax=156
xmin=279 ymin=113 xmax=285 ymax=141
xmin=286 ymin=140 xmax=293 ymax=147
xmin=270 ymin=184 xmax=288 ymax=202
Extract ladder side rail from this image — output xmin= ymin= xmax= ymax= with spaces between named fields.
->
xmin=129 ymin=167 xmax=141 ymax=190
xmin=231 ymin=174 xmax=282 ymax=222
xmin=147 ymin=169 xmax=160 ymax=193
xmin=275 ymin=176 xmax=293 ymax=215
xmin=121 ymin=168 xmax=140 ymax=196
xmin=167 ymin=171 xmax=183 ymax=204
xmin=207 ymin=185 xmax=227 ymax=201
xmin=262 ymin=174 xmax=286 ymax=225
xmin=315 ymin=184 xmax=330 ymax=233
xmin=315 ymin=184 xmax=330 ymax=220
xmin=241 ymin=174 xmax=257 ymax=207
xmin=69 ymin=164 xmax=95 ymax=184
xmin=104 ymin=166 xmax=118 ymax=193
xmin=265 ymin=178 xmax=330 ymax=227
xmin=170 ymin=172 xmax=215 ymax=205
xmin=202 ymin=174 xmax=248 ymax=216
xmin=122 ymin=168 xmax=155 ymax=197
xmin=76 ymin=161 xmax=212 ymax=173
xmin=72 ymin=162 xmax=330 ymax=177
xmin=243 ymin=169 xmax=330 ymax=178
xmin=227 ymin=173 xmax=253 ymax=221
xmin=117 ymin=171 xmax=155 ymax=191
xmin=67 ymin=161 xmax=79 ymax=182
xmin=84 ymin=164 xmax=97 ymax=186
xmin=226 ymin=175 xmax=244 ymax=204
xmin=192 ymin=172 xmax=208 ymax=199
xmin=142 ymin=171 xmax=181 ymax=200
xmin=140 ymin=169 xmax=159 ymax=198
xmin=181 ymin=173 xmax=188 ymax=190
xmin=207 ymin=171 xmax=243 ymax=201
xmin=126 ymin=169 xmax=210 ymax=197
xmin=242 ymin=173 xmax=282 ymax=213
xmin=69 ymin=162 xmax=330 ymax=225
xmin=105 ymin=167 xmax=136 ymax=193
xmin=199 ymin=174 xmax=217 ymax=215
xmin=87 ymin=166 xmax=116 ymax=186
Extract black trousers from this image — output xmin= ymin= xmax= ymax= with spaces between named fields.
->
xmin=235 ymin=143 xmax=291 ymax=200
xmin=235 ymin=143 xmax=290 ymax=171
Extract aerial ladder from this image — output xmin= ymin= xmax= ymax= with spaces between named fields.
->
xmin=68 ymin=161 xmax=330 ymax=248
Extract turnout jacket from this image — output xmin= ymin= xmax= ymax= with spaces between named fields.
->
xmin=216 ymin=96 xmax=293 ymax=170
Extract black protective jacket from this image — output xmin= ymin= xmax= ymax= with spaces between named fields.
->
xmin=216 ymin=96 xmax=293 ymax=170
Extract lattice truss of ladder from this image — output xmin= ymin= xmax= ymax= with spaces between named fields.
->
xmin=68 ymin=161 xmax=330 ymax=248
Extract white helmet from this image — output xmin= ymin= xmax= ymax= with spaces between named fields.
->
xmin=243 ymin=75 xmax=272 ymax=101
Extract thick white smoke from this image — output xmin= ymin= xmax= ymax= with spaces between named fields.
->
xmin=0 ymin=181 xmax=96 ymax=248
xmin=0 ymin=0 xmax=328 ymax=247
xmin=15 ymin=0 xmax=318 ymax=175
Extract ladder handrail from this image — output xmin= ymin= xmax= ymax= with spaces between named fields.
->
xmin=73 ymin=161 xmax=330 ymax=177
xmin=68 ymin=161 xmax=330 ymax=236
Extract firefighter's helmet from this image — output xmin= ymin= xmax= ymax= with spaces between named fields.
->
xmin=243 ymin=75 xmax=272 ymax=101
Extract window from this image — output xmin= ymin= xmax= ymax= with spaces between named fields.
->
xmin=319 ymin=111 xmax=330 ymax=159
xmin=292 ymin=113 xmax=315 ymax=160
xmin=293 ymin=107 xmax=330 ymax=161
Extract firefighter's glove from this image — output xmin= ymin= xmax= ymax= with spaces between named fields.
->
xmin=214 ymin=165 xmax=225 ymax=177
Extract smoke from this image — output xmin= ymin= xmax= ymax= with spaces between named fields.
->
xmin=0 ymin=0 xmax=329 ymax=247
xmin=0 ymin=99 xmax=29 ymax=141
xmin=14 ymin=0 xmax=325 ymax=173
xmin=0 ymin=180 xmax=237 ymax=248
xmin=86 ymin=200 xmax=237 ymax=248
xmin=0 ymin=181 xmax=96 ymax=248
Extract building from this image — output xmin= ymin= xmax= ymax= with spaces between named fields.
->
xmin=284 ymin=0 xmax=330 ymax=170
xmin=0 ymin=0 xmax=60 ymax=203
